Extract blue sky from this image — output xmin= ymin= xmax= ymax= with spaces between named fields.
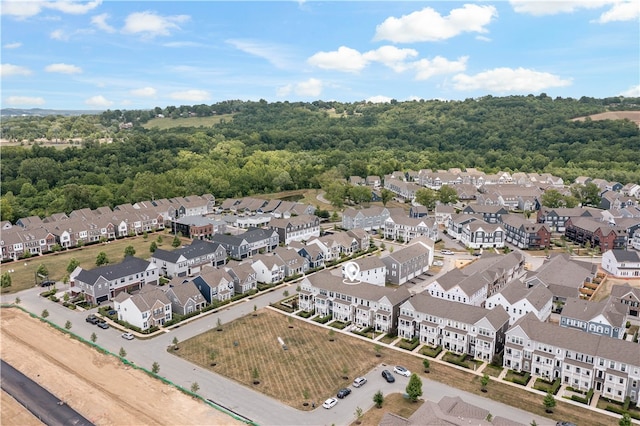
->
xmin=1 ymin=1 xmax=639 ymax=110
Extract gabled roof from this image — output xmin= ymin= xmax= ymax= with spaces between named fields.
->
xmin=607 ymin=249 xmax=640 ymax=263
xmin=495 ymin=281 xmax=553 ymax=311
xmin=166 ymin=281 xmax=204 ymax=305
xmin=151 ymin=239 xmax=224 ymax=263
xmin=406 ymin=293 xmax=509 ymax=329
xmin=115 ymin=285 xmax=170 ymax=311
xmin=76 ymin=256 xmax=153 ymax=286
xmin=561 ymin=297 xmax=625 ymax=326
xmin=304 ymin=270 xmax=410 ymax=303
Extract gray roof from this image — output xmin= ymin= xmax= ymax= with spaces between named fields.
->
xmin=354 ymin=256 xmax=386 ymax=271
xmin=512 ymin=314 xmax=640 ymax=367
xmin=383 ymin=242 xmax=430 ymax=264
xmin=116 ymin=285 xmax=171 ymax=312
xmin=76 ymin=256 xmax=151 ymax=286
xmin=406 ymin=293 xmax=509 ymax=329
xmin=525 ymin=254 xmax=593 ymax=298
xmin=497 ymin=281 xmax=553 ymax=311
xmin=166 ymin=281 xmax=204 ymax=305
xmin=561 ymin=297 xmax=626 ymax=326
xmin=151 ymin=239 xmax=224 ymax=263
xmin=608 ymin=249 xmax=640 ymax=263
xmin=304 ymin=271 xmax=410 ymax=304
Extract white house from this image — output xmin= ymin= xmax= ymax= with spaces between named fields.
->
xmin=485 ymin=281 xmax=553 ymax=325
xmin=342 ymin=256 xmax=387 ymax=286
xmin=602 ymin=249 xmax=640 ymax=278
xmin=114 ymin=285 xmax=172 ymax=331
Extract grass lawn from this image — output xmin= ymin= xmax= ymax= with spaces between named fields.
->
xmin=483 ymin=364 xmax=504 ymax=378
xmin=174 ymin=309 xmax=616 ymax=425
xmin=142 ymin=114 xmax=235 ymax=130
xmin=350 ymin=393 xmax=423 ymax=426
xmin=1 ymin=231 xmax=190 ymax=294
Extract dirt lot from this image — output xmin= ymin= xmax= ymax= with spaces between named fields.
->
xmin=0 ymin=308 xmax=242 ymax=426
xmin=591 ymin=274 xmax=640 ymax=302
xmin=1 ymin=391 xmax=43 ymax=426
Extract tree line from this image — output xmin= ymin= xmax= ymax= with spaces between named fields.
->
xmin=1 ymin=95 xmax=639 ymax=222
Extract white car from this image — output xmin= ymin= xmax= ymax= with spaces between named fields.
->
xmin=322 ymin=398 xmax=338 ymax=409
xmin=394 ymin=365 xmax=411 ymax=377
xmin=121 ymin=332 xmax=134 ymax=340
xmin=353 ymin=377 xmax=367 ymax=388
xmin=440 ymin=249 xmax=454 ymax=255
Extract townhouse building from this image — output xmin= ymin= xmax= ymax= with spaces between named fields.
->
xmin=342 ymin=256 xmax=386 ymax=286
xmin=150 ymin=239 xmax=227 ymax=278
xmin=602 ymin=249 xmax=640 ymax=278
xmin=504 ymin=314 xmax=640 ymax=405
xmin=381 ymin=238 xmax=434 ymax=285
xmin=114 ymin=285 xmax=172 ymax=331
xmin=192 ymin=266 xmax=235 ymax=303
xmin=297 ymin=270 xmax=411 ymax=333
xmin=425 ymin=252 xmax=526 ymax=307
xmin=610 ymin=284 xmax=640 ymax=324
xmin=397 ymin=293 xmax=510 ymax=362
xmin=447 ymin=214 xmax=483 ymax=240
xmin=70 ymin=256 xmax=159 ymax=305
xmin=224 ymin=262 xmax=258 ymax=294
xmin=269 ymin=214 xmax=320 ymax=245
xmin=272 ymin=246 xmax=308 ymax=277
xmin=383 ymin=213 xmax=438 ymax=243
xmin=164 ymin=280 xmax=207 ymax=315
xmin=499 ymin=215 xmax=551 ymax=249
xmin=560 ymin=297 xmax=626 ymax=339
xmin=486 ymin=281 xmax=553 ymax=325
xmin=209 ymin=227 xmax=278 ymax=259
xmin=384 ymin=178 xmax=421 ymax=202
xmin=222 ymin=214 xmax=272 ymax=229
xmin=250 ymin=253 xmax=286 ymax=284
xmin=459 ymin=221 xmax=505 ymax=249
xmin=565 ymin=217 xmax=627 ymax=252
xmin=173 ymin=216 xmax=226 ymax=239
xmin=524 ymin=254 xmax=596 ymax=303
xmin=461 ymin=205 xmax=508 ymax=224
xmin=341 ymin=206 xmax=390 ymax=231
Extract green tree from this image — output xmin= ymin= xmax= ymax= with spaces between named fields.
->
xmin=422 ymin=358 xmax=430 ymax=373
xmin=405 ymin=373 xmax=423 ymax=402
xmin=14 ymin=296 xmax=21 ymax=304
xmin=37 ymin=264 xmax=49 ymax=278
xmin=543 ymin=392 xmax=556 ymax=413
xmin=1 ymin=272 xmax=12 ymax=288
xmin=350 ymin=185 xmax=372 ymax=205
xmin=415 ymin=188 xmax=437 ymax=210
xmin=157 ymin=235 xmax=163 ymax=244
xmin=438 ymin=185 xmax=458 ymax=205
xmin=91 ymin=332 xmax=97 ymax=343
xmin=373 ymin=390 xmax=384 ymax=408
xmin=324 ymin=181 xmax=347 ymax=208
xmin=191 ymin=382 xmax=200 ymax=393
xmin=251 ymin=367 xmax=260 ymax=383
xmin=124 ymin=245 xmax=136 ymax=256
xmin=355 ymin=406 xmax=363 ymax=424
xmin=172 ymin=235 xmax=181 ymax=248
xmin=149 ymin=241 xmax=158 ymax=253
xmin=66 ymin=258 xmax=80 ymax=274
xmin=152 ymin=361 xmax=160 ymax=374
xmin=541 ymin=189 xmax=565 ymax=208
xmin=65 ymin=320 xmax=72 ymax=330
xmin=95 ymin=251 xmax=109 ymax=266
xmin=480 ymin=373 xmax=489 ymax=392
xmin=119 ymin=347 xmax=127 ymax=358
xmin=619 ymin=413 xmax=632 ymax=426
xmin=380 ymin=188 xmax=393 ymax=206
xmin=41 ymin=309 xmax=49 ymax=318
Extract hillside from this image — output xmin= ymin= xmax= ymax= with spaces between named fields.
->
xmin=572 ymin=110 xmax=640 ymax=127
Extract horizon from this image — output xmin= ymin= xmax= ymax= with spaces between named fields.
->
xmin=1 ymin=1 xmax=639 ymax=111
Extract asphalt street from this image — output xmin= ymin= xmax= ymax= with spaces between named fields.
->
xmin=1 ymin=359 xmax=94 ymax=426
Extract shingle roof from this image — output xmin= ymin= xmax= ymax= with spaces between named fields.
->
xmin=75 ymin=256 xmax=152 ymax=286
xmin=407 ymin=293 xmax=509 ymax=329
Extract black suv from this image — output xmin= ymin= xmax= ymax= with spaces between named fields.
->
xmin=336 ymin=388 xmax=351 ymax=399
xmin=382 ymin=370 xmax=395 ymax=383
xmin=40 ymin=279 xmax=55 ymax=287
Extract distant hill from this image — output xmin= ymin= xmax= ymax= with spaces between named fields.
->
xmin=572 ymin=110 xmax=640 ymax=127
xmin=0 ymin=108 xmax=103 ymax=117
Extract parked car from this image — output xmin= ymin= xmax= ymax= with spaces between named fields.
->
xmin=440 ymin=249 xmax=454 ymax=255
xmin=121 ymin=332 xmax=134 ymax=340
xmin=97 ymin=322 xmax=109 ymax=329
xmin=322 ymin=397 xmax=338 ymax=409
xmin=432 ymin=260 xmax=444 ymax=267
xmin=336 ymin=388 xmax=351 ymax=399
xmin=556 ymin=422 xmax=577 ymax=426
xmin=352 ymin=377 xmax=367 ymax=388
xmin=393 ymin=365 xmax=411 ymax=377
xmin=107 ymin=310 xmax=117 ymax=316
xmin=85 ymin=314 xmax=99 ymax=324
xmin=382 ymin=370 xmax=395 ymax=383
xmin=40 ymin=279 xmax=56 ymax=287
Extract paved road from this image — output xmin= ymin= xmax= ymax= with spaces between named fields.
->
xmin=1 ymin=282 xmax=551 ymax=426
xmin=1 ymin=359 xmax=94 ymax=426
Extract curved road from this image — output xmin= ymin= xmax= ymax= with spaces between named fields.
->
xmin=1 ymin=359 xmax=94 ymax=426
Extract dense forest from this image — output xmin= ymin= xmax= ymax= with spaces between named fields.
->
xmin=1 ymin=94 xmax=639 ymax=222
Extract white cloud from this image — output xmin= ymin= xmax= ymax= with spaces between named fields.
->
xmin=413 ymin=56 xmax=468 ymax=80
xmin=619 ymin=84 xmax=640 ymax=97
xmin=452 ymin=67 xmax=572 ymax=92
xmin=509 ymin=0 xmax=615 ymax=16
xmin=1 ymin=63 xmax=32 ymax=77
xmin=362 ymin=46 xmax=418 ymax=72
xmin=295 ymin=78 xmax=323 ymax=97
xmin=91 ymin=13 xmax=116 ymax=33
xmin=595 ymin=0 xmax=639 ymax=23
xmin=3 ymin=42 xmax=22 ymax=49
xmin=1 ymin=0 xmax=101 ymax=18
xmin=366 ymin=96 xmax=393 ymax=103
xmin=163 ymin=41 xmax=204 ymax=48
xmin=85 ymin=95 xmax=113 ymax=107
xmin=5 ymin=96 xmax=45 ymax=106
xmin=122 ymin=11 xmax=190 ymax=38
xmin=169 ymin=89 xmax=210 ymax=102
xmin=130 ymin=87 xmax=157 ymax=97
xmin=374 ymin=4 xmax=497 ymax=43
xmin=227 ymin=39 xmax=293 ymax=69
xmin=45 ymin=63 xmax=82 ymax=74
xmin=276 ymin=84 xmax=292 ymax=97
xmin=48 ymin=0 xmax=102 ymax=15
xmin=308 ymin=46 xmax=368 ymax=73
xmin=50 ymin=29 xmax=68 ymax=40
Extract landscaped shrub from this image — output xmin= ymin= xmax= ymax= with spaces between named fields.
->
xmin=397 ymin=337 xmax=420 ymax=351
xmin=297 ymin=310 xmax=313 ymax=318
xmin=351 ymin=326 xmax=374 ymax=338
xmin=420 ymin=345 xmax=442 ymax=358
xmin=571 ymin=388 xmax=594 ymax=404
xmin=329 ymin=320 xmax=350 ymax=330
xmin=504 ymin=370 xmax=531 ymax=386
xmin=534 ymin=377 xmax=561 ymax=395
xmin=40 ymin=289 xmax=56 ymax=298
xmin=313 ymin=315 xmax=331 ymax=324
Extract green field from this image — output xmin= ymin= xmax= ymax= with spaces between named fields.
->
xmin=142 ymin=114 xmax=235 ymax=130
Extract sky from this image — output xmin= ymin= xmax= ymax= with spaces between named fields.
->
xmin=1 ymin=0 xmax=639 ymax=110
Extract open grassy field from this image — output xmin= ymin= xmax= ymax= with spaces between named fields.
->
xmin=142 ymin=114 xmax=235 ymax=130
xmin=0 ymin=230 xmax=190 ymax=294
xmin=174 ymin=309 xmax=615 ymax=425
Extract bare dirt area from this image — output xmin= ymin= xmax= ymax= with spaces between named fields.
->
xmin=0 ymin=308 xmax=242 ymax=426
xmin=1 ymin=391 xmax=43 ymax=426
xmin=571 ymin=111 xmax=640 ymax=127
xmin=591 ymin=274 xmax=640 ymax=302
